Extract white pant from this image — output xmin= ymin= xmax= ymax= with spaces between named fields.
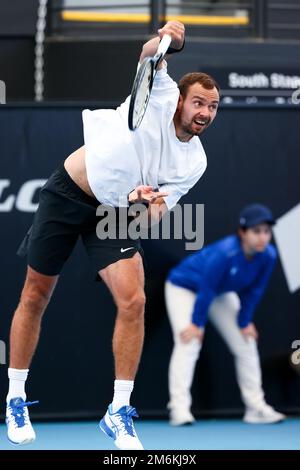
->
xmin=165 ymin=281 xmax=266 ymax=414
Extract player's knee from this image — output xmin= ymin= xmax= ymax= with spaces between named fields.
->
xmin=117 ymin=291 xmax=146 ymax=320
xmin=19 ymin=282 xmax=53 ymax=316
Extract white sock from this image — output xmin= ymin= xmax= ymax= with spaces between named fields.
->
xmin=111 ymin=380 xmax=134 ymax=412
xmin=6 ymin=368 xmax=29 ymax=403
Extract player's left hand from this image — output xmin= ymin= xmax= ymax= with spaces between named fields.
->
xmin=128 ymin=185 xmax=168 ymax=204
xmin=240 ymin=322 xmax=258 ymax=340
xmin=158 ymin=21 xmax=185 ymax=51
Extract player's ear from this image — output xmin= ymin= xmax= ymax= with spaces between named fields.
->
xmin=176 ymin=94 xmax=184 ymax=111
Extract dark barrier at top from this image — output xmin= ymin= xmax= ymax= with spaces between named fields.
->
xmin=0 ymin=103 xmax=299 ymax=419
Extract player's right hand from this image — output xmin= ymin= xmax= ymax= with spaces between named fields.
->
xmin=158 ymin=21 xmax=185 ymax=51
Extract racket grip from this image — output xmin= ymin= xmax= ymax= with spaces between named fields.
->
xmin=157 ymin=34 xmax=172 ymax=56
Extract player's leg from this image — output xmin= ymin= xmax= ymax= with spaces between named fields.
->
xmin=9 ymin=267 xmax=58 ymax=370
xmin=208 ymin=293 xmax=285 ymax=423
xmin=165 ymin=281 xmax=200 ymax=426
xmin=98 ymin=252 xmax=145 ymax=450
xmin=6 ymin=267 xmax=58 ymax=445
xmin=100 ymin=252 xmax=145 ymax=381
xmin=6 ymin=164 xmax=83 ymax=445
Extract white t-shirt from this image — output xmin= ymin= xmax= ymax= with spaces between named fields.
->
xmin=82 ymin=63 xmax=207 ymax=209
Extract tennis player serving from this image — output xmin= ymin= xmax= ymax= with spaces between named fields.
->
xmin=6 ymin=21 xmax=219 ymax=450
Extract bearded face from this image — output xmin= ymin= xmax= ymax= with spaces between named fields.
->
xmin=175 ymin=83 xmax=219 ymax=141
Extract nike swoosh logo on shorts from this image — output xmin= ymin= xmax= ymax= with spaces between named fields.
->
xmin=120 ymin=247 xmax=135 ymax=253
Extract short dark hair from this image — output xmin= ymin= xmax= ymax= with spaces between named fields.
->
xmin=178 ymin=72 xmax=220 ymax=98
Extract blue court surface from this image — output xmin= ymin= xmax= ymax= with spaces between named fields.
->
xmin=1 ymin=418 xmax=300 ymax=450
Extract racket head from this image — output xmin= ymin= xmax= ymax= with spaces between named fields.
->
xmin=128 ymin=57 xmax=154 ymax=131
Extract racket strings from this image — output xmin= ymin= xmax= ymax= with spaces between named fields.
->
xmin=133 ymin=62 xmax=153 ymax=127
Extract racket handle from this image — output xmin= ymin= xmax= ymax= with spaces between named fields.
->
xmin=157 ymin=34 xmax=172 ymax=56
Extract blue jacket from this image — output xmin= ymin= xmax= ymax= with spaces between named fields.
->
xmin=167 ymin=235 xmax=277 ymax=328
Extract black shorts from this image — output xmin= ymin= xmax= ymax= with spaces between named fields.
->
xmin=17 ymin=163 xmax=144 ymax=279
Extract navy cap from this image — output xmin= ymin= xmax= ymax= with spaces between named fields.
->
xmin=239 ymin=204 xmax=275 ymax=228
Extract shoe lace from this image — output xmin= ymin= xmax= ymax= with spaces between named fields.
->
xmin=9 ymin=400 xmax=39 ymax=428
xmin=117 ymin=406 xmax=139 ymax=437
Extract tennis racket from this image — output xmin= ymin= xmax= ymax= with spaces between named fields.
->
xmin=128 ymin=34 xmax=172 ymax=131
